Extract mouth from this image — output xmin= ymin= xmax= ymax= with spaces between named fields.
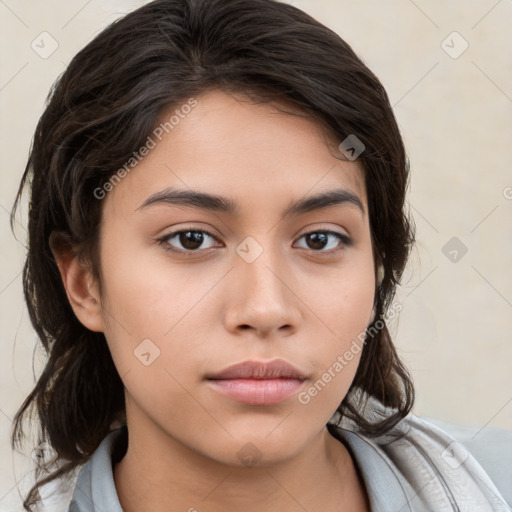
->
xmin=205 ymin=359 xmax=308 ymax=405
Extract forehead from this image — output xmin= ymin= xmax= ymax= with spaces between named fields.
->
xmin=103 ymin=90 xmax=367 ymax=215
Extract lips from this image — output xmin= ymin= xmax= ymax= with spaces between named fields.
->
xmin=206 ymin=359 xmax=307 ymax=381
xmin=205 ymin=359 xmax=308 ymax=405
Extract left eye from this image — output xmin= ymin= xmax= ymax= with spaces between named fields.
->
xmin=157 ymin=229 xmax=351 ymax=254
xmin=294 ymin=230 xmax=351 ymax=252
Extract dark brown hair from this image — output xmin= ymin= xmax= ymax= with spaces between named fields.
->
xmin=11 ymin=0 xmax=415 ymax=509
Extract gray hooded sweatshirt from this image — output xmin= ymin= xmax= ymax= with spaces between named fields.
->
xmin=38 ymin=412 xmax=510 ymax=512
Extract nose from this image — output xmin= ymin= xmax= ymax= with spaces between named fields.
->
xmin=222 ymin=240 xmax=302 ymax=338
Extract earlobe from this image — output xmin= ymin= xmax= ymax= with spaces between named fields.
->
xmin=368 ymin=306 xmax=376 ymax=325
xmin=377 ymin=263 xmax=385 ymax=287
xmin=50 ymin=239 xmax=104 ymax=333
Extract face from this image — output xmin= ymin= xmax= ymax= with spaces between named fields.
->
xmin=85 ymin=90 xmax=376 ymax=465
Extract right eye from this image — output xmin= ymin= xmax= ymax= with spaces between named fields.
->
xmin=156 ymin=228 xmax=221 ymax=254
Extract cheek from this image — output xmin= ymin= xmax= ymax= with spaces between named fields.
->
xmin=297 ymin=320 xmax=368 ymax=429
xmin=96 ymin=238 xmax=219 ymax=386
xmin=98 ymin=235 xmax=197 ymax=336
xmin=299 ymin=259 xmax=375 ymax=412
xmin=312 ymin=252 xmax=376 ymax=342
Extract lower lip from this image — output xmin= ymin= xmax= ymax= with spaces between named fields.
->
xmin=207 ymin=378 xmax=305 ymax=405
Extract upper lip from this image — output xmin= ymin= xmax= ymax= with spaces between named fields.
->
xmin=206 ymin=359 xmax=307 ymax=380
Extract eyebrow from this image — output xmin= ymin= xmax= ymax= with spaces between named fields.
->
xmin=136 ymin=186 xmax=365 ymax=218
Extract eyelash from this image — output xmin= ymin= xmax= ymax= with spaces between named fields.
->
xmin=155 ymin=227 xmax=352 ymax=256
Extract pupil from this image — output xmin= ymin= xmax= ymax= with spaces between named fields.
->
xmin=308 ymin=232 xmax=327 ymax=250
xmin=181 ymin=231 xmax=203 ymax=250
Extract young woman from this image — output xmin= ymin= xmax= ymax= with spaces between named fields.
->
xmin=10 ymin=0 xmax=510 ymax=511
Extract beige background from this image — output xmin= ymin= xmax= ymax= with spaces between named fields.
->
xmin=1 ymin=0 xmax=511 ymax=509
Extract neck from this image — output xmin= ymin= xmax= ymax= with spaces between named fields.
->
xmin=114 ymin=408 xmax=369 ymax=512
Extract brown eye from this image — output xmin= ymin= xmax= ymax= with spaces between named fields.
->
xmin=177 ymin=231 xmax=207 ymax=250
xmin=294 ymin=230 xmax=351 ymax=253
xmin=158 ymin=228 xmax=218 ymax=253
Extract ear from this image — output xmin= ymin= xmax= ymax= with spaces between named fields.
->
xmin=377 ymin=263 xmax=385 ymax=287
xmin=50 ymin=235 xmax=104 ymax=332
xmin=368 ymin=305 xmax=377 ymax=325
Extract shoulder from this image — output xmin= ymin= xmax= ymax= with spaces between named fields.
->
xmin=36 ymin=469 xmax=79 ymax=512
xmin=36 ymin=418 xmax=511 ymax=512
xmin=333 ymin=410 xmax=511 ymax=511
xmin=38 ymin=427 xmax=126 ymax=512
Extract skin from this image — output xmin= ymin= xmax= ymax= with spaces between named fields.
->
xmin=55 ymin=90 xmax=376 ymax=512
